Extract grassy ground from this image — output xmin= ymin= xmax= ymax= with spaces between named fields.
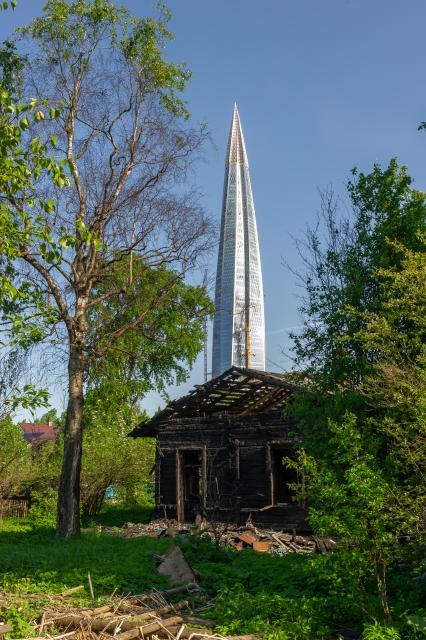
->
xmin=0 ymin=507 xmax=425 ymax=640
xmin=81 ymin=502 xmax=154 ymax=528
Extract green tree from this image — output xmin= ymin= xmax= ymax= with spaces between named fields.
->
xmin=0 ymin=45 xmax=67 ymax=414
xmin=0 ymin=414 xmax=31 ymax=497
xmin=80 ymin=390 xmax=154 ymax=516
xmin=291 ymin=162 xmax=426 ymax=619
xmin=0 ymin=1 xmax=17 ymax=10
xmin=0 ymin=40 xmax=26 ymax=97
xmin=1 ymin=0 xmax=212 ymax=537
xmin=87 ymin=260 xmax=213 ymax=398
xmin=81 ymin=259 xmax=212 ymax=516
xmin=291 ymin=159 xmax=425 ymax=389
xmin=354 ymin=237 xmax=426 ymax=538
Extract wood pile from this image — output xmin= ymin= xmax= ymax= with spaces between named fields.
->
xmin=0 ymin=585 xmax=261 ymax=640
xmin=217 ymin=529 xmax=336 ymax=554
xmin=109 ymin=520 xmax=336 ymax=555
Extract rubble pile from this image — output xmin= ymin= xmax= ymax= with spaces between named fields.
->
xmin=0 ymin=585 xmax=261 ymax=640
xmin=112 ymin=520 xmax=336 ymax=555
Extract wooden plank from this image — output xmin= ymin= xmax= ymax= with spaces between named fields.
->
xmin=0 ymin=624 xmax=13 ymax=635
xmin=114 ymin=616 xmax=183 ymax=640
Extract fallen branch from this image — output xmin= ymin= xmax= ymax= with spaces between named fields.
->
xmin=114 ymin=615 xmax=184 ymax=640
xmin=182 ymin=617 xmax=217 ymax=628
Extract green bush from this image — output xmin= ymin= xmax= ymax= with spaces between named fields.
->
xmin=362 ymin=622 xmax=401 ymax=640
xmin=27 ymin=489 xmax=57 ymax=527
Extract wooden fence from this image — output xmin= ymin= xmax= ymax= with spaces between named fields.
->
xmin=0 ymin=498 xmax=29 ymax=519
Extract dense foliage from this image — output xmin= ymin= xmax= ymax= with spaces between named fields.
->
xmin=290 ymin=160 xmax=426 ymax=627
xmin=1 ymin=517 xmax=425 ymax=640
xmin=0 ymin=415 xmax=31 ymax=497
xmin=292 ymin=159 xmax=425 ymax=387
xmin=80 ymin=394 xmax=154 ymax=516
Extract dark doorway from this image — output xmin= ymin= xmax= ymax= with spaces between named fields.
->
xmin=272 ymin=449 xmax=298 ymax=505
xmin=178 ymin=449 xmax=203 ymax=521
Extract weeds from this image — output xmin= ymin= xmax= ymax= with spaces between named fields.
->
xmin=0 ymin=513 xmax=425 ymax=639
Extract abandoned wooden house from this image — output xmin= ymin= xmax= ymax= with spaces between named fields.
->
xmin=130 ymin=367 xmax=308 ymax=531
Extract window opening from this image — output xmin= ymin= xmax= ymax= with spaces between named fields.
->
xmin=272 ymin=449 xmax=298 ymax=505
xmin=178 ymin=449 xmax=203 ymax=522
xmin=183 ymin=450 xmax=202 ymax=501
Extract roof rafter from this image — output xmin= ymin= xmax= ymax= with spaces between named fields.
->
xmin=130 ymin=367 xmax=304 ymax=437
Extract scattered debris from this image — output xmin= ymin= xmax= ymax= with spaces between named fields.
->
xmin=156 ymin=545 xmax=197 ymax=584
xmin=252 ymin=541 xmax=270 ymax=553
xmin=0 ymin=585 xmax=259 ymax=640
xmin=104 ymin=519 xmax=337 ymax=555
xmin=0 ymin=624 xmax=13 ymax=639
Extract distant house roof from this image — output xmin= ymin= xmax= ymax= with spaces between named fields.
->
xmin=130 ymin=366 xmax=305 ymax=438
xmin=20 ymin=421 xmax=58 ymax=446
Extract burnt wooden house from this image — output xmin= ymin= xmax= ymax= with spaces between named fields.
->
xmin=130 ymin=367 xmax=307 ymax=530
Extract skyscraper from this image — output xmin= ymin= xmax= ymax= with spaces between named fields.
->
xmin=212 ymin=104 xmax=265 ymax=377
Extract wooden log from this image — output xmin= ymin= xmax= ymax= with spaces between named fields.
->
xmin=157 ymin=600 xmax=190 ymax=616
xmin=0 ymin=624 xmax=13 ymax=636
xmin=81 ymin=605 xmax=114 ymax=617
xmin=181 ymin=616 xmax=216 ymax=628
xmin=49 ymin=613 xmax=129 ymax=633
xmin=60 ymin=586 xmax=84 ymax=597
xmin=51 ymin=613 xmax=183 ymax=637
xmin=119 ymin=603 xmax=152 ymax=614
xmin=25 ymin=587 xmax=84 ymax=602
xmin=106 ymin=600 xmax=190 ymax=625
xmin=157 ymin=626 xmax=213 ymax=639
xmin=114 ymin=615 xmax=183 ymax=640
xmin=270 ymin=533 xmax=293 ymax=552
xmin=235 ymin=532 xmax=257 ymax=546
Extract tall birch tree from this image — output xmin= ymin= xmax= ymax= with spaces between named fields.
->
xmin=1 ymin=0 xmax=213 ymax=537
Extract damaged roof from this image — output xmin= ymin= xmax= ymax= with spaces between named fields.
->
xmin=130 ymin=366 xmax=304 ymax=437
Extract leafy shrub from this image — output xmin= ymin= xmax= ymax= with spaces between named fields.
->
xmin=362 ymin=622 xmax=401 ymax=640
xmin=27 ymin=489 xmax=57 ymax=527
xmin=214 ymin=589 xmax=331 ymax=639
xmin=5 ymin=604 xmax=35 ymax=638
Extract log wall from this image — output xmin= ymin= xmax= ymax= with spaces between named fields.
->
xmin=154 ymin=410 xmax=308 ymax=531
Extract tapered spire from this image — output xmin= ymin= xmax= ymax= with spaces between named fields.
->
xmin=212 ymin=105 xmax=265 ymax=378
xmin=226 ymin=103 xmax=249 ymax=166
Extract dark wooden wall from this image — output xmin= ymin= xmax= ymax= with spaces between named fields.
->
xmin=154 ymin=411 xmax=308 ymax=530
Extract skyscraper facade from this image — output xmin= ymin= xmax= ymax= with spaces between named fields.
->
xmin=212 ymin=105 xmax=265 ymax=378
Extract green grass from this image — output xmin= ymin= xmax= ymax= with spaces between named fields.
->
xmin=0 ymin=519 xmax=171 ymax=597
xmin=0 ymin=513 xmax=425 ymax=640
xmin=81 ymin=502 xmax=154 ymax=528
xmin=0 ymin=512 xmax=172 ymax=639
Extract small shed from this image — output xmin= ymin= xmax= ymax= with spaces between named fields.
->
xmin=130 ymin=367 xmax=308 ymax=531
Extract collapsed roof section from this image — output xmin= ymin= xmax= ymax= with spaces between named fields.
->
xmin=130 ymin=366 xmax=304 ymax=437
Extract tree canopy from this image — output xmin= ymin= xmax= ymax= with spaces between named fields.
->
xmin=0 ymin=0 xmax=213 ymax=536
xmin=290 ymin=160 xmax=426 ymax=619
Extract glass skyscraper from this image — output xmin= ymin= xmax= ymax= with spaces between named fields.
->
xmin=212 ymin=104 xmax=265 ymax=378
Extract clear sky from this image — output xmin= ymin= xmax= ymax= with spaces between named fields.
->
xmin=2 ymin=0 xmax=426 ymax=416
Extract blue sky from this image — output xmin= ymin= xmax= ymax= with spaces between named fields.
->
xmin=2 ymin=1 xmax=426 ymax=416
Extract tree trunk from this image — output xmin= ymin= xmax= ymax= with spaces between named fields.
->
xmin=375 ymin=554 xmax=391 ymax=621
xmin=56 ymin=341 xmax=84 ymax=538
